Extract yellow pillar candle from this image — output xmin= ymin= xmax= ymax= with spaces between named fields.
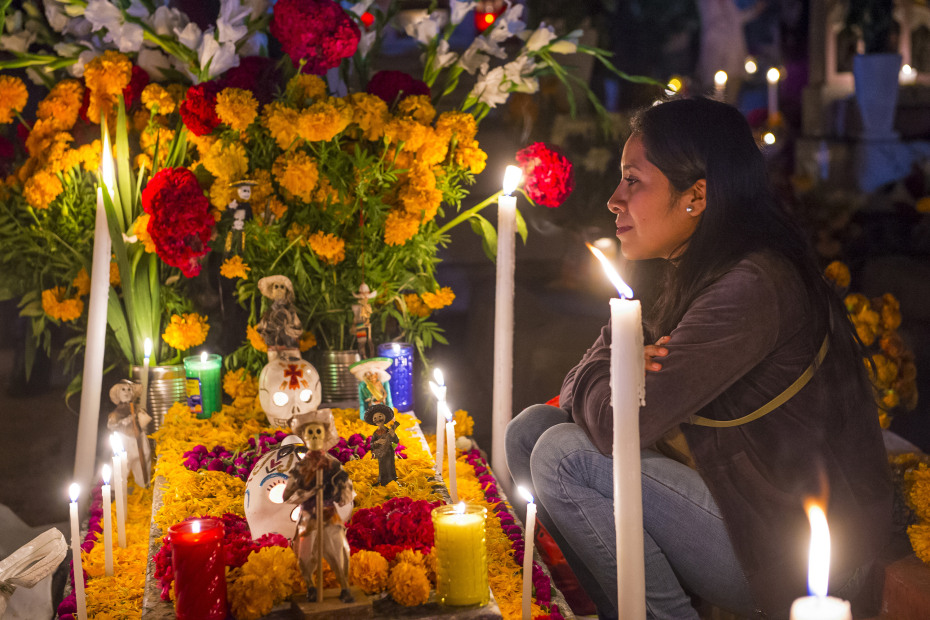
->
xmin=432 ymin=503 xmax=489 ymax=606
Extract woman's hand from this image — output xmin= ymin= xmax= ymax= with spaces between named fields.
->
xmin=644 ymin=336 xmax=670 ymax=373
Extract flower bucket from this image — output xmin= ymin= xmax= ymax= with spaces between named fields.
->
xmin=131 ymin=364 xmax=186 ymax=434
xmin=318 ymin=350 xmax=361 ymax=403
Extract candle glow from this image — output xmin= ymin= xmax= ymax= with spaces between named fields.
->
xmin=144 ymin=338 xmax=152 ymax=359
xmin=586 ymin=244 xmax=633 ymax=298
xmin=503 ymin=165 xmax=522 ymax=195
xmin=714 ymin=70 xmax=728 ymax=87
xmin=806 ymin=502 xmax=830 ymax=597
xmin=69 ymin=483 xmax=80 ymax=503
xmin=518 ymin=485 xmax=537 ymax=620
xmin=766 ymin=67 xmax=780 ymax=84
xmin=745 ymin=57 xmax=758 ymax=74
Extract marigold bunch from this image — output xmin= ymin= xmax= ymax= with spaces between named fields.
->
xmin=162 ymin=313 xmax=210 ymax=351
xmin=216 ymin=88 xmax=259 ymax=133
xmin=348 ymin=550 xmax=389 ymax=594
xmin=308 ymin=230 xmax=346 ymax=264
xmin=42 ymin=286 xmax=84 ymax=322
xmin=0 ymin=75 xmax=28 ymax=124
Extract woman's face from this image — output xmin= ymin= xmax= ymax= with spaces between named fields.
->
xmin=608 ymin=135 xmax=700 ymax=261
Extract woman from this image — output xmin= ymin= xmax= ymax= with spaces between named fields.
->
xmin=505 ymin=98 xmax=892 ymax=620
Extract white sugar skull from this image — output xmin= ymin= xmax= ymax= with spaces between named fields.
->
xmin=244 ymin=435 xmax=305 ymax=539
xmin=258 ymin=355 xmax=322 ymax=428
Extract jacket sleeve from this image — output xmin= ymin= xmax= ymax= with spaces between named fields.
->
xmin=561 ymin=259 xmax=784 ymax=455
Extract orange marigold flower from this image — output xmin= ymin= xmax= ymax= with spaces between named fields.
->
xmin=273 ymin=150 xmax=319 ymax=202
xmin=421 ymin=286 xmax=454 ymax=310
xmin=824 ymin=260 xmax=850 ymax=289
xmin=880 ymin=293 xmax=902 ymax=331
xmin=0 ymin=75 xmax=29 ymax=124
xmin=347 ymin=93 xmax=389 ymax=141
xmin=435 ymin=110 xmax=478 ymax=145
xmin=395 ymin=95 xmax=435 ymax=124
xmin=109 ymin=261 xmax=121 ymax=287
xmin=162 ymin=313 xmax=209 ymax=351
xmin=296 ymin=99 xmax=351 ymax=142
xmin=349 ymin=550 xmax=389 ymax=594
xmin=23 ymin=170 xmax=64 ymax=209
xmin=308 ymin=230 xmax=346 ymax=265
xmin=916 ymin=196 xmax=930 ymax=214
xmin=454 ymin=139 xmax=487 ymax=175
xmin=216 ymin=87 xmax=259 ymax=132
xmin=83 ymin=51 xmax=132 ymax=123
xmin=132 ymin=214 xmax=156 ymax=253
xmin=141 ymin=83 xmax=176 ymax=115
xmin=73 ymin=268 xmax=91 ymax=296
xmin=402 ymin=293 xmax=431 ymax=318
xmin=384 ymin=209 xmax=420 ymax=246
xmin=387 ymin=561 xmax=430 ymax=606
xmin=382 ymin=118 xmax=427 ymax=152
xmin=285 ymin=74 xmax=327 ymax=104
xmin=247 ymin=324 xmax=268 ymax=352
xmin=42 ymin=286 xmax=84 ymax=321
xmin=261 ymin=103 xmax=301 ymax=150
xmin=220 ymin=256 xmax=251 ymax=279
xmin=299 ymin=331 xmax=317 ymax=351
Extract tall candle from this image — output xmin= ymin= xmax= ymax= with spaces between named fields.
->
xmin=445 ymin=409 xmax=458 ymax=502
xmin=110 ymin=435 xmax=126 ymax=548
xmin=183 ymin=352 xmax=222 ymax=418
xmin=140 ymin=337 xmax=152 ymax=414
xmin=101 ymin=465 xmax=113 ymax=576
xmin=492 ymin=165 xmax=523 ymax=484
xmin=588 ymin=244 xmax=646 ymax=619
xmin=713 ymin=70 xmax=727 ymax=101
xmin=68 ymin=483 xmax=87 ymax=620
xmin=168 ymin=518 xmax=227 ymax=620
xmin=767 ymin=68 xmax=780 ymax=120
xmin=119 ymin=447 xmax=128 ymax=513
xmin=518 ymin=486 xmax=537 ymax=620
xmin=432 ymin=503 xmax=489 ymax=606
xmin=74 ymin=128 xmax=115 ymax=493
xmin=789 ymin=503 xmax=852 ymax=620
xmin=430 ymin=370 xmax=447 ymax=474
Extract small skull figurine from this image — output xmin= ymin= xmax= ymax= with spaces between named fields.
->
xmin=258 ymin=355 xmax=322 ymax=428
xmin=244 ymin=435 xmax=306 ymax=539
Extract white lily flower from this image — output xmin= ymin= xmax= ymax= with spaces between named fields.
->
xmin=126 ymin=1 xmax=149 ymax=19
xmin=487 ymin=1 xmax=525 ymax=44
xmin=1 ymin=30 xmax=37 ymax=53
xmin=469 ymin=64 xmax=509 ymax=108
xmin=502 ymin=55 xmax=538 ymax=93
xmin=458 ymin=35 xmax=505 ymax=74
xmin=106 ymin=21 xmax=144 ymax=52
xmin=450 ymin=0 xmax=476 ymax=26
xmin=357 ymin=29 xmax=376 ymax=57
xmin=431 ymin=39 xmax=458 ymax=72
xmin=53 ymin=41 xmax=85 ymax=57
xmin=137 ymin=47 xmax=173 ymax=80
xmin=523 ymin=23 xmax=557 ymax=52
xmin=64 ymin=16 xmax=93 ymax=38
xmin=199 ymin=33 xmax=239 ymax=80
xmin=84 ymin=0 xmax=122 ymax=32
xmin=217 ymin=0 xmax=251 ymax=44
xmin=348 ymin=0 xmax=375 ymax=18
xmin=405 ymin=12 xmax=445 ymax=45
xmin=44 ymin=1 xmax=70 ymax=32
xmin=550 ymin=29 xmax=582 ymax=54
xmin=243 ymin=0 xmax=270 ymax=20
xmin=174 ymin=21 xmax=203 ymax=51
xmin=151 ymin=6 xmax=188 ymax=38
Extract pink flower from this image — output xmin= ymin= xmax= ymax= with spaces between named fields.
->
xmin=516 ymin=142 xmax=575 ymax=208
xmin=270 ymin=0 xmax=359 ymax=73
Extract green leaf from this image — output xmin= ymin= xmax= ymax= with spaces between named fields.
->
xmin=515 ymin=207 xmax=528 ymax=244
xmin=468 ymin=213 xmax=497 ymax=261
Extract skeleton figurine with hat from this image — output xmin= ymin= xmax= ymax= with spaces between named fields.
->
xmin=107 ymin=380 xmax=152 ymax=487
xmin=348 ymin=357 xmax=393 ymax=419
xmin=255 ymin=275 xmax=303 ymax=362
xmin=364 ymin=403 xmax=400 ymax=487
xmin=224 ymin=179 xmax=256 ymax=256
xmin=282 ymin=409 xmax=355 ymax=604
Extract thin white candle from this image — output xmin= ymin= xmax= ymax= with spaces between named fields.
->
xmin=492 ymin=165 xmax=523 ymax=485
xmin=140 ymin=337 xmax=152 ymax=414
xmin=789 ymin=503 xmax=852 ymax=620
xmin=713 ymin=70 xmax=727 ymax=101
xmin=110 ymin=435 xmax=126 ymax=548
xmin=588 ymin=244 xmax=646 ymax=619
xmin=430 ymin=368 xmax=447 ymax=474
xmin=899 ymin=63 xmax=917 ymax=85
xmin=74 ymin=128 xmax=115 ymax=493
xmin=68 ymin=483 xmax=87 ymax=620
xmin=744 ymin=57 xmax=758 ymax=74
xmin=518 ymin=486 xmax=537 ymax=620
xmin=767 ymin=68 xmax=780 ymax=119
xmin=101 ymin=465 xmax=113 ymax=576
xmin=445 ymin=407 xmax=458 ymax=502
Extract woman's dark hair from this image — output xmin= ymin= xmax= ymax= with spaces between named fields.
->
xmin=629 ymin=97 xmax=866 ymax=383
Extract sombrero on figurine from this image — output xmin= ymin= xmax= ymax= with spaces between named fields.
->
xmin=109 ymin=379 xmax=142 ymax=404
xmin=349 ymin=357 xmax=392 ymax=383
xmin=289 ymin=408 xmax=339 ymax=451
xmin=229 ymin=179 xmax=258 ymax=188
xmin=363 ymin=403 xmax=395 ymax=426
xmin=258 ymin=274 xmax=294 ymax=298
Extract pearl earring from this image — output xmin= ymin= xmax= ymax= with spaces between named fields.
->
xmin=686 ymin=206 xmax=693 ymax=213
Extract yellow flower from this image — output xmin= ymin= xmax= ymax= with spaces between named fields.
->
xmin=421 ymin=286 xmax=455 ymax=310
xmin=349 ymin=550 xmax=389 ymax=594
xmin=36 ymin=80 xmax=83 ymax=130
xmin=263 ymin=196 xmax=288 ymax=222
xmin=220 ymin=255 xmax=251 ymax=279
xmin=216 ymin=87 xmax=259 ymax=132
xmin=247 ymin=324 xmax=268 ymax=352
xmin=109 ymin=261 xmax=121 ymax=287
xmin=383 ymin=118 xmax=427 ymax=151
xmin=454 ymin=409 xmax=474 ymax=438
xmin=73 ymin=268 xmax=91 ymax=296
xmin=162 ymin=313 xmax=209 ymax=351
xmin=141 ymin=83 xmax=176 ymax=115
xmin=402 ymin=293 xmax=431 ymax=318
xmin=296 ymin=99 xmax=351 ymax=142
xmin=880 ymin=293 xmax=902 ymax=331
xmin=417 ymin=126 xmax=450 ymax=166
xmin=824 ymin=261 xmax=850 ymax=289
xmin=285 ymin=74 xmax=327 ymax=104
xmin=880 ymin=389 xmax=900 ymax=410
xmin=308 ymin=230 xmax=346 ymax=265
xmin=384 ymin=209 xmax=420 ymax=246
xmin=76 ymin=140 xmax=102 ymax=172
xmin=392 ymin=549 xmax=427 ymax=569
xmin=286 ymin=223 xmax=310 ymax=246
xmin=23 ymin=170 xmax=64 ymax=209
xmin=228 ymin=546 xmax=305 ymax=620
xmin=347 ymin=93 xmax=389 ymax=141
xmin=42 ymin=286 xmax=84 ymax=321
xmin=273 ymin=150 xmax=319 ymax=202
xmin=132 ymin=214 xmax=156 ymax=253
xmin=454 ymin=139 xmax=488 ymax=174
xmin=396 ymin=95 xmax=435 ymax=124
xmin=313 ymin=176 xmax=339 ymax=207
xmin=299 ymin=331 xmax=317 ymax=351
xmin=387 ymin=561 xmax=431 ymax=606
xmin=436 ymin=111 xmax=478 ymax=145
xmin=209 ymin=176 xmax=238 ymax=211
xmin=261 ymin=103 xmax=301 ymax=150
xmin=202 ymin=139 xmax=249 ymax=182
xmin=0 ymin=75 xmax=28 ymax=124
xmin=909 ymin=523 xmax=930 ymax=566
xmin=82 ymin=51 xmax=132 ymax=123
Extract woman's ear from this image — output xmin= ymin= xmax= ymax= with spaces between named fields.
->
xmin=686 ymin=180 xmax=706 ymax=216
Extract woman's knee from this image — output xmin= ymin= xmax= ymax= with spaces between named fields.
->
xmin=505 ymin=404 xmax=567 ymax=462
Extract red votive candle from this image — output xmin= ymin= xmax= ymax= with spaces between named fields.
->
xmin=168 ymin=518 xmax=227 ymax=620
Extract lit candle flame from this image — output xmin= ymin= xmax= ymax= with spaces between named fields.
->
xmin=201 ymin=351 xmax=208 ymax=363
xmin=69 ymin=483 xmax=80 ymax=503
xmin=586 ymin=243 xmax=634 ymax=299
xmin=744 ymin=57 xmax=758 ymax=74
xmin=100 ymin=126 xmax=115 ymax=198
xmin=805 ymin=501 xmax=830 ymax=597
xmin=503 ymin=165 xmax=522 ymax=196
xmin=191 ymin=520 xmax=201 ymax=534
xmin=517 ymin=485 xmax=534 ymax=504
xmin=433 ymin=367 xmax=445 ymax=386
xmin=144 ymin=338 xmax=152 ymax=359
xmin=767 ymin=67 xmax=780 ymax=84
xmin=440 ymin=401 xmax=454 ymax=423
xmin=102 ymin=464 xmax=111 ymax=485
xmin=714 ymin=70 xmax=727 ymax=87
xmin=454 ymin=502 xmax=466 ymax=514
xmin=110 ymin=433 xmax=124 ymax=455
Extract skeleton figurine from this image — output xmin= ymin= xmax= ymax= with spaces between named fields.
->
xmin=351 ymin=283 xmax=377 ymax=358
xmin=348 ymin=357 xmax=393 ymax=419
xmin=255 ymin=275 xmax=303 ymax=361
xmin=224 ymin=180 xmax=256 ymax=256
xmin=283 ymin=410 xmax=355 ymax=604
xmin=107 ymin=380 xmax=152 ymax=487
xmin=364 ymin=403 xmax=399 ymax=486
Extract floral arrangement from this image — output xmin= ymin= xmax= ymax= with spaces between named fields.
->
xmin=889 ymin=452 xmax=930 ymax=568
xmin=824 ymin=260 xmax=918 ymax=428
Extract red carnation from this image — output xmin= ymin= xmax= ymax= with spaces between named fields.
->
xmin=270 ymin=0 xmax=359 ymax=74
xmin=179 ymin=82 xmax=221 ymax=136
xmin=123 ymin=65 xmax=150 ymax=109
xmin=141 ymin=167 xmax=215 ymax=278
xmin=366 ymin=70 xmax=431 ymax=106
xmin=516 ymin=142 xmax=574 ymax=208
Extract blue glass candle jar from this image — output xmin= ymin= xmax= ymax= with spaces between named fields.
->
xmin=376 ymin=342 xmax=414 ymax=412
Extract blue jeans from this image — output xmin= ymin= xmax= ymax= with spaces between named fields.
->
xmin=505 ymin=404 xmax=756 ymax=620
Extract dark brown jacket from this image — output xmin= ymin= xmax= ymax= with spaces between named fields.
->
xmin=560 ymin=251 xmax=892 ymax=617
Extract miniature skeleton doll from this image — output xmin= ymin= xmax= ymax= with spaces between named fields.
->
xmin=348 ymin=357 xmax=393 ymax=418
xmin=255 ymin=275 xmax=303 ymax=361
xmin=224 ymin=180 xmax=256 ymax=256
xmin=283 ymin=410 xmax=355 ymax=604
xmin=351 ymin=283 xmax=377 ymax=358
xmin=107 ymin=380 xmax=152 ymax=487
xmin=364 ymin=403 xmax=400 ymax=486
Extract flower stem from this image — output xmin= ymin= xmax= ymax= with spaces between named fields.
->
xmin=436 ymin=190 xmax=502 ymax=235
